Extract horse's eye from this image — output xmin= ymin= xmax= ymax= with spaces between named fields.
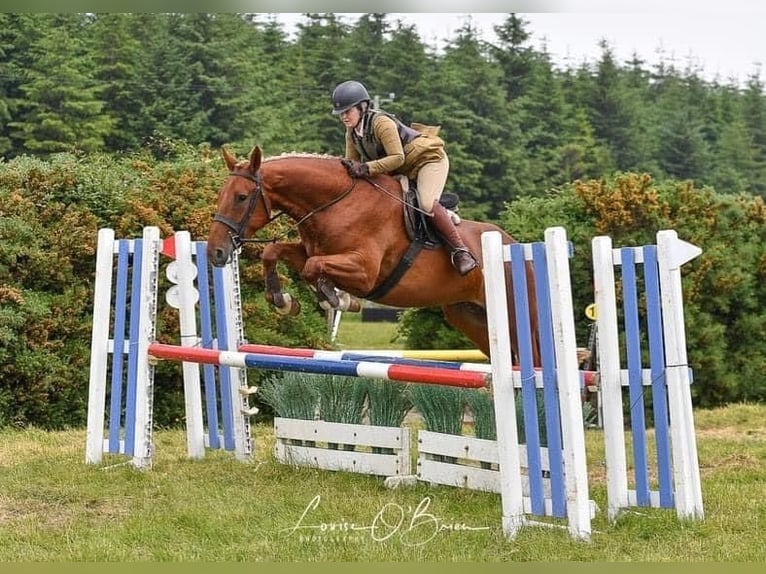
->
xmin=236 ymin=193 xmax=248 ymax=202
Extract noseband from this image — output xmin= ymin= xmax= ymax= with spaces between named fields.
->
xmin=212 ymin=170 xmax=267 ymax=250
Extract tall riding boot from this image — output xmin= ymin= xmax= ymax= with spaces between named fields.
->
xmin=430 ymin=202 xmax=478 ymax=275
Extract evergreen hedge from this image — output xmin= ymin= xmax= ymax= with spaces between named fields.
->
xmin=404 ymin=173 xmax=766 ymax=407
xmin=0 ymin=148 xmax=329 ymax=428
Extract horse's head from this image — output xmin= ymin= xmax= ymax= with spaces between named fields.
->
xmin=207 ymin=145 xmax=273 ymax=267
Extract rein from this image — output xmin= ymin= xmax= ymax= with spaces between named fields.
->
xmin=364 ymin=177 xmax=431 ymax=216
xmin=213 ymin=169 xmax=359 ymax=248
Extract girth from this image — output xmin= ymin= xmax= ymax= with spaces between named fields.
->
xmin=364 ymin=189 xmax=458 ymax=301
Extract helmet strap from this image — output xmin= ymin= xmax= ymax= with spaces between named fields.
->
xmin=350 ymin=104 xmax=368 ymax=130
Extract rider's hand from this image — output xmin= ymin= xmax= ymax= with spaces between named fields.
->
xmin=341 ymin=159 xmax=369 ymax=178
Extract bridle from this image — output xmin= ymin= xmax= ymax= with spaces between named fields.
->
xmin=212 ymin=167 xmax=359 ymax=250
xmin=212 ymin=169 xmax=278 ymax=250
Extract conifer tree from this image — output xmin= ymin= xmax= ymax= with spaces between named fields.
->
xmin=89 ymin=14 xmax=146 ymax=152
xmin=740 ymin=72 xmax=766 ymax=197
xmin=10 ymin=14 xmax=113 ymax=154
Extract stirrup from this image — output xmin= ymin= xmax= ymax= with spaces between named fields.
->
xmin=451 ymin=248 xmax=478 ymax=275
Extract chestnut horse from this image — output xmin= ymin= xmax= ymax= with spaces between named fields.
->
xmin=206 ymin=146 xmax=540 ymax=363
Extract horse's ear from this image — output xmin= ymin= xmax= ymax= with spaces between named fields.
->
xmin=221 ymin=146 xmax=237 ymax=171
xmin=249 ymin=146 xmax=262 ymax=174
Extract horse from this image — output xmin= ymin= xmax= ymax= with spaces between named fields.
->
xmin=206 ymin=145 xmax=540 ymax=364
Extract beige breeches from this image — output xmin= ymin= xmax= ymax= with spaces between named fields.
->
xmin=415 ymin=155 xmax=449 ymax=213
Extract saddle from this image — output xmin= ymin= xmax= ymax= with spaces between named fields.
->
xmin=402 ymin=185 xmax=461 ymax=248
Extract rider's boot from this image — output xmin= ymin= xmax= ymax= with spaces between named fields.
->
xmin=430 ymin=202 xmax=478 ymax=276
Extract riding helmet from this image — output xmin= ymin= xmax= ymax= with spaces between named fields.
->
xmin=331 ymin=80 xmax=371 ymax=115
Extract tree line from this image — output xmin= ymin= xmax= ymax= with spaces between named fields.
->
xmin=1 ymin=13 xmax=765 ymax=427
xmin=2 ymin=12 xmax=766 ymax=218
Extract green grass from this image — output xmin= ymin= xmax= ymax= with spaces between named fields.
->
xmin=1 ymin=403 xmax=764 ymax=561
xmin=333 ymin=311 xmax=404 ymax=350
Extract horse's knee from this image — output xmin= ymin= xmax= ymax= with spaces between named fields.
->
xmin=301 ymin=259 xmax=323 ymax=283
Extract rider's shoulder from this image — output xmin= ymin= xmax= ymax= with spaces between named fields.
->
xmin=369 ymin=111 xmax=398 ymax=131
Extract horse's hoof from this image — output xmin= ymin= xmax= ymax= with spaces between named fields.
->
xmin=274 ymin=293 xmax=300 ymax=316
xmin=316 ymin=277 xmax=339 ymax=307
xmin=270 ymin=292 xmax=285 ymax=308
xmin=337 ymin=291 xmax=362 ymax=313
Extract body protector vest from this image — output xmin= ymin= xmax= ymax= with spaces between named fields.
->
xmin=352 ymin=110 xmax=422 ymax=162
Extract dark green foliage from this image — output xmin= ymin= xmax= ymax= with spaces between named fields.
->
xmin=0 ymin=150 xmax=330 ymax=429
xmin=400 ymin=172 xmax=766 ymax=409
xmin=10 ymin=14 xmax=114 ymax=154
xmin=3 ymin=12 xmax=765 ymax=202
xmin=502 ymin=174 xmax=766 ymax=407
xmin=397 ymin=307 xmax=474 ymax=351
xmin=0 ymin=13 xmax=764 ymax=430
xmin=585 ymin=41 xmax=654 ymax=174
xmin=0 ymin=166 xmax=98 ymax=428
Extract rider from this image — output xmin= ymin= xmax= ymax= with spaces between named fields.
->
xmin=331 ymin=80 xmax=478 ymax=276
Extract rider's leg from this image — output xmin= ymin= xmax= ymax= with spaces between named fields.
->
xmin=417 ymin=157 xmax=478 ymax=276
xmin=431 ymin=202 xmax=478 ymax=275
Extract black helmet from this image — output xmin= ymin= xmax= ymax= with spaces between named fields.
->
xmin=331 ymin=80 xmax=370 ymax=115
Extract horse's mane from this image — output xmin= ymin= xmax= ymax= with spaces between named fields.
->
xmin=263 ymin=152 xmax=340 ymax=163
xmin=233 ymin=151 xmax=341 ymax=171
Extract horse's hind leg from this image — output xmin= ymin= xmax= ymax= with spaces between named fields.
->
xmin=441 ymin=302 xmax=491 ymax=357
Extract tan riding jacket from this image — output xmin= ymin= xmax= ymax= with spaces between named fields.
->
xmin=344 ymin=114 xmax=446 ymax=180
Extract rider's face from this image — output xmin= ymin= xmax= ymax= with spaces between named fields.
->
xmin=339 ymin=106 xmax=361 ymax=128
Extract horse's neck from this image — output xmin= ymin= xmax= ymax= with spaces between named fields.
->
xmin=266 ymin=161 xmax=346 ymax=217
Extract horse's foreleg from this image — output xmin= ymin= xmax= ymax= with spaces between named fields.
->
xmin=261 ymin=242 xmax=308 ymax=316
xmin=261 ymin=244 xmax=362 ymax=313
xmin=313 ymin=275 xmax=363 ymax=313
xmin=302 ymin=253 xmax=373 ymax=311
xmin=314 ymin=277 xmax=363 ymax=313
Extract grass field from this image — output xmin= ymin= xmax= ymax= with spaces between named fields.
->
xmin=333 ymin=310 xmax=405 ymax=350
xmin=2 ymin=315 xmax=763 ymax=561
xmin=0 ymin=403 xmax=764 ymax=561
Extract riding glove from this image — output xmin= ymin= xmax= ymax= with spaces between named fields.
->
xmin=342 ymin=159 xmax=369 ymax=178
